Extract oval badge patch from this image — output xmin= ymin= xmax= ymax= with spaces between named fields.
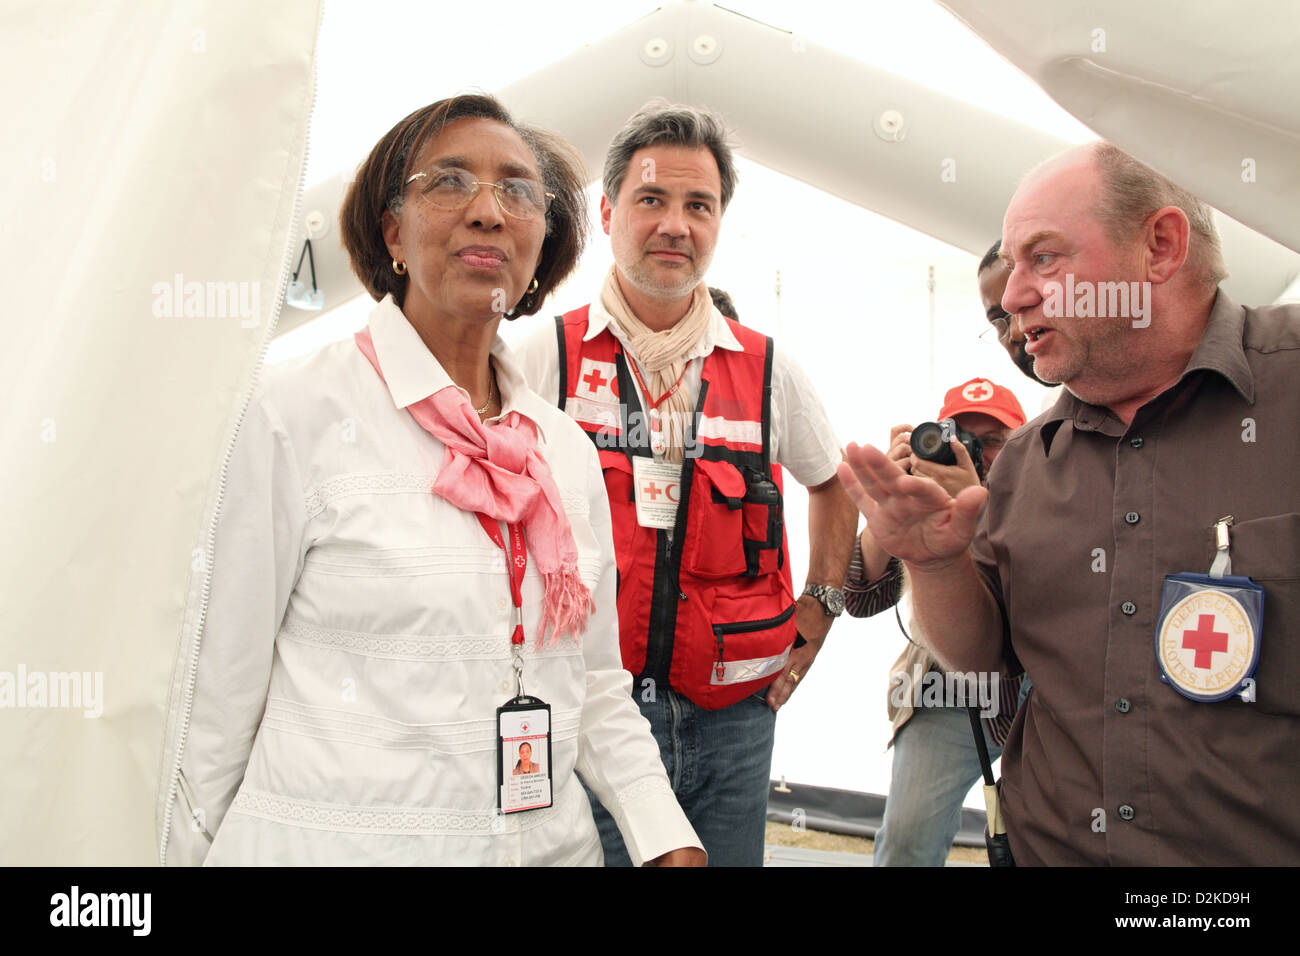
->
xmin=1156 ymin=589 xmax=1259 ymax=702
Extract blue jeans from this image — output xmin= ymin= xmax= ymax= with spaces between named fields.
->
xmin=587 ymin=687 xmax=777 ymax=866
xmin=873 ymin=705 xmax=1001 ymax=866
xmin=875 ymin=675 xmax=1033 ymax=867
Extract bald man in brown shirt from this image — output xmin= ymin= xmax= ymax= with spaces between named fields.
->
xmin=840 ymin=142 xmax=1300 ymax=865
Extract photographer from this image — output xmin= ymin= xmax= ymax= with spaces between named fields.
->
xmin=845 ymin=379 xmax=1026 ymax=866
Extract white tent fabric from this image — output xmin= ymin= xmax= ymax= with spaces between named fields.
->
xmin=279 ymin=0 xmax=1299 ymax=339
xmin=0 ymin=2 xmax=320 ymax=864
xmin=940 ymin=0 xmax=1300 ymax=258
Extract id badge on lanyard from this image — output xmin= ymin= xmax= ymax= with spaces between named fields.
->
xmin=477 ymin=514 xmax=553 ymax=814
xmin=1154 ymin=516 xmax=1266 ymax=703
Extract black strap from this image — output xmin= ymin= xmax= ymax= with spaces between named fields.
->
xmin=968 ymin=705 xmax=1016 ymax=866
xmin=292 ymin=238 xmax=317 ymax=291
xmin=553 ymin=315 xmax=567 ymax=410
xmin=967 ymin=706 xmax=995 ymax=787
xmin=761 ymin=335 xmax=774 ymax=470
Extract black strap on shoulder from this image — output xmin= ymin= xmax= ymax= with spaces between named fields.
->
xmin=761 ymin=335 xmax=775 ymax=470
xmin=613 ymin=349 xmax=649 ymax=460
xmin=553 ymin=315 xmax=567 ymax=410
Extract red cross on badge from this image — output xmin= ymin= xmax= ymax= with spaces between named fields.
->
xmin=1181 ymin=613 xmax=1229 ymax=669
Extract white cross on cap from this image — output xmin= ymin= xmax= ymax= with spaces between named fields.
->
xmin=962 ymin=380 xmax=994 ymax=402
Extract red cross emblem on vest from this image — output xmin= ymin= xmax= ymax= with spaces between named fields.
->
xmin=577 ymin=358 xmax=618 ymax=402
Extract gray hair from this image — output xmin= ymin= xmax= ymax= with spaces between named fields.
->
xmin=602 ymin=99 xmax=738 ymax=209
xmin=1091 ymin=142 xmax=1228 ymax=288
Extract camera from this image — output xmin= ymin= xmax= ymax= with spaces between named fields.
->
xmin=910 ymin=418 xmax=984 ymax=479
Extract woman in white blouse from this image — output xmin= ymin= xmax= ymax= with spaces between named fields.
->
xmin=161 ymin=94 xmax=703 ymax=866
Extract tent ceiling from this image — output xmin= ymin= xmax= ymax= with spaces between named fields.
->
xmin=281 ymin=1 xmax=1299 ymax=335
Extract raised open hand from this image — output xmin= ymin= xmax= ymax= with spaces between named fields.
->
xmin=837 ymin=441 xmax=986 ymax=571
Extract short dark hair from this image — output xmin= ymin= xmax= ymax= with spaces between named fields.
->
xmin=602 ymin=99 xmax=738 ymax=210
xmin=340 ymin=93 xmax=588 ymax=317
xmin=708 ymin=286 xmax=738 ymax=321
xmin=978 ymin=240 xmax=1003 ymax=275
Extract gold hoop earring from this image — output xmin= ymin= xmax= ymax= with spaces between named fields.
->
xmin=527 ymin=276 xmax=538 ymax=294
xmin=392 ymin=259 xmax=407 ymax=276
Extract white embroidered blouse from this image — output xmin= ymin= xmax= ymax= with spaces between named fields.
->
xmin=162 ymin=295 xmax=700 ymax=866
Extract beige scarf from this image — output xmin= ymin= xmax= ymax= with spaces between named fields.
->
xmin=600 ymin=266 xmax=714 ymax=463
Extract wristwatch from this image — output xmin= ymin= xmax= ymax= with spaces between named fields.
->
xmin=801 ymin=583 xmax=846 ymax=618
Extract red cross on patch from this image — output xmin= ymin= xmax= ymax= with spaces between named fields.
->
xmin=1182 ymin=613 xmax=1229 ymax=669
xmin=577 ymin=358 xmax=618 ymax=402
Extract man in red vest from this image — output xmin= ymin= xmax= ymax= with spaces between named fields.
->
xmin=517 ymin=101 xmax=858 ymax=865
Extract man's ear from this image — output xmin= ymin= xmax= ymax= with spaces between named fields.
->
xmin=1144 ymin=206 xmax=1190 ymax=285
xmin=381 ymin=208 xmax=402 ymax=263
xmin=599 ymin=194 xmax=613 ymax=237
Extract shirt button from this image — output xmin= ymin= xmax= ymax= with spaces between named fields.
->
xmin=1121 ymin=601 xmax=1137 ymax=616
xmin=498 ymin=679 xmax=511 ymax=693
xmin=504 ymin=858 xmax=518 ymax=867
xmin=497 ymin=596 xmax=509 ymax=610
xmin=1118 ymin=804 xmax=1136 ymax=821
xmin=1115 ymin=698 xmax=1131 ymax=713
xmin=1129 ymin=437 xmax=1144 ymax=449
xmin=1124 ymin=511 xmax=1140 ymax=525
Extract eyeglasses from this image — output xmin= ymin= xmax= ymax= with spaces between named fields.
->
xmin=404 ymin=166 xmax=554 ymax=221
xmin=980 ymin=313 xmax=1011 ymax=341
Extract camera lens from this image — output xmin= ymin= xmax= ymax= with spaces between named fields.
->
xmin=910 ymin=421 xmax=957 ymax=466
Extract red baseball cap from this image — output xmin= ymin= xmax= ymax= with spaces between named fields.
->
xmin=938 ymin=378 xmax=1026 ymax=429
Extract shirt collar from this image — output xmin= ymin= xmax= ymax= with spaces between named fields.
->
xmin=1036 ymin=289 xmax=1254 ymax=454
xmin=366 ymin=294 xmax=550 ymax=441
xmin=1180 ymin=289 xmax=1254 ymax=404
xmin=583 ymin=293 xmax=744 ymax=357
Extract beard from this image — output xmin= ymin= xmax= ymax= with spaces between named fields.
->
xmin=1012 ymin=344 xmax=1048 ymax=386
xmin=621 ymin=247 xmax=706 ymax=300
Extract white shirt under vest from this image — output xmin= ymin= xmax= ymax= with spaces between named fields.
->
xmin=514 ymin=296 xmax=843 ymax=489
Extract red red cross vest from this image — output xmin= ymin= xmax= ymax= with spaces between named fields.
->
xmin=553 ymin=306 xmax=796 ymax=710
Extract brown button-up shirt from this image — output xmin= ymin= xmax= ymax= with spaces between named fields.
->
xmin=972 ymin=291 xmax=1300 ymax=865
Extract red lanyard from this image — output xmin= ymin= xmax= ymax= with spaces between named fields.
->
xmin=626 ymin=357 xmax=688 ymax=411
xmin=477 ymin=514 xmax=527 ymax=646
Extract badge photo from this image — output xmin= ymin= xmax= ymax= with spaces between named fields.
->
xmin=497 ymin=697 xmax=553 ymax=814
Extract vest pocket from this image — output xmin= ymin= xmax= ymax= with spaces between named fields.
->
xmin=740 ymin=466 xmax=783 ymax=577
xmin=671 ymin=583 xmax=797 ymax=710
xmin=679 ymin=458 xmax=748 ymax=578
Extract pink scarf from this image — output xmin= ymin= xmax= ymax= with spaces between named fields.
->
xmin=355 ymin=328 xmax=592 ymax=645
